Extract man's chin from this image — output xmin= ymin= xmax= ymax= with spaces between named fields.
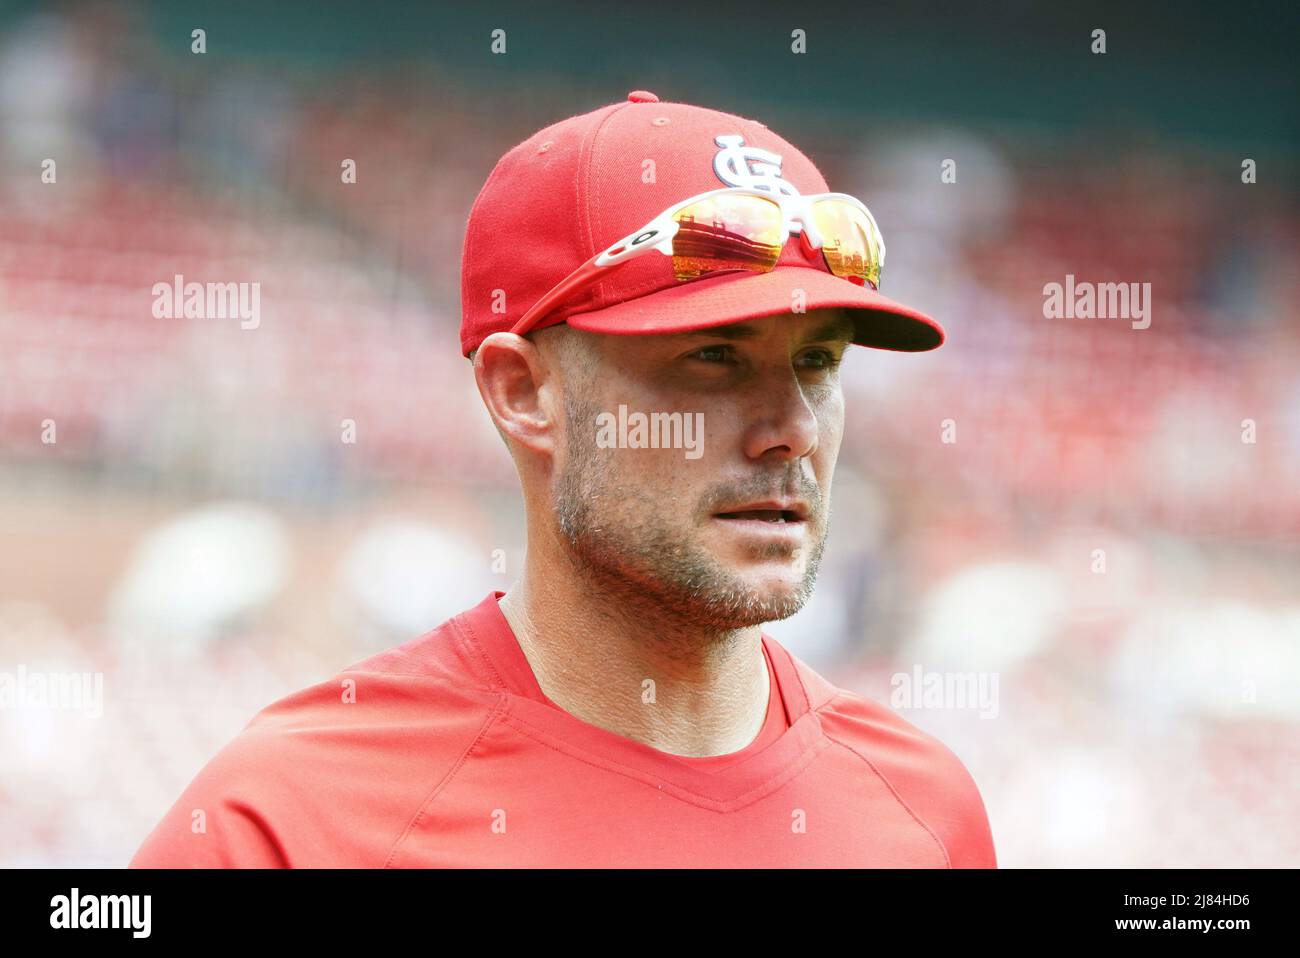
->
xmin=691 ymin=569 xmax=814 ymax=628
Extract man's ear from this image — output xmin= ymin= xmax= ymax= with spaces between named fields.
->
xmin=472 ymin=332 xmax=560 ymax=457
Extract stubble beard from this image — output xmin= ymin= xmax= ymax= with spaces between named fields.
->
xmin=552 ymin=394 xmax=828 ymax=633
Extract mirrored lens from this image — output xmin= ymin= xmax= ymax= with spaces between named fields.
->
xmin=669 ymin=194 xmax=784 ymax=281
xmin=811 ymin=198 xmax=883 ymax=289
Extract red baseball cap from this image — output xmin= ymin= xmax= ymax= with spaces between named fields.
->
xmin=459 ymin=90 xmax=944 ymax=357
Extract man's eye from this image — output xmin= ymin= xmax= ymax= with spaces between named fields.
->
xmin=690 ymin=345 xmax=736 ymax=364
xmin=798 ymin=348 xmax=844 ymax=370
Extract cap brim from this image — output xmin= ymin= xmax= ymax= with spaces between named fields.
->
xmin=564 ymin=265 xmax=944 ymax=351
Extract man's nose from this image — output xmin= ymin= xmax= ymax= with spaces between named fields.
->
xmin=740 ymin=372 xmax=819 ymax=463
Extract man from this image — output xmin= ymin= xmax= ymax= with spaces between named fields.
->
xmin=130 ymin=90 xmax=996 ymax=868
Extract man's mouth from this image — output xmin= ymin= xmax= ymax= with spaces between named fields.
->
xmin=713 ymin=509 xmax=803 ymax=524
xmin=711 ymin=498 xmax=810 ymax=525
xmin=709 ymin=499 xmax=811 ymax=552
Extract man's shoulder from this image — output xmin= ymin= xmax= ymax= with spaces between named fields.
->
xmin=231 ymin=605 xmax=499 ymax=764
xmin=776 ymin=643 xmax=999 ymax=868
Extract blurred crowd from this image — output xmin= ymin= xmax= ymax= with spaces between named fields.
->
xmin=0 ymin=7 xmax=1297 ymax=867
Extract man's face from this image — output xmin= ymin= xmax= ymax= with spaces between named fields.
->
xmin=550 ymin=307 xmax=852 ymax=631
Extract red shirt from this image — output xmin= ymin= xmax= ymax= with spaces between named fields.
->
xmin=129 ymin=591 xmax=997 ymax=868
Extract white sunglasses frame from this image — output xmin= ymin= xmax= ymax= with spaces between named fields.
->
xmin=509 ymin=185 xmax=886 ymax=338
xmin=594 ymin=185 xmax=886 ymax=271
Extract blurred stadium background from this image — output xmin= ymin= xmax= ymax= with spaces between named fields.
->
xmin=1 ymin=0 xmax=1297 ymax=867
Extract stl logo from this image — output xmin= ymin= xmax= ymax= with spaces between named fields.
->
xmin=712 ymin=134 xmax=802 ymax=198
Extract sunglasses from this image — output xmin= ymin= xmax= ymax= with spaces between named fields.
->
xmin=509 ymin=186 xmax=886 ymax=337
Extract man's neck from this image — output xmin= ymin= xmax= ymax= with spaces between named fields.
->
xmin=496 ymin=559 xmax=771 ymax=758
